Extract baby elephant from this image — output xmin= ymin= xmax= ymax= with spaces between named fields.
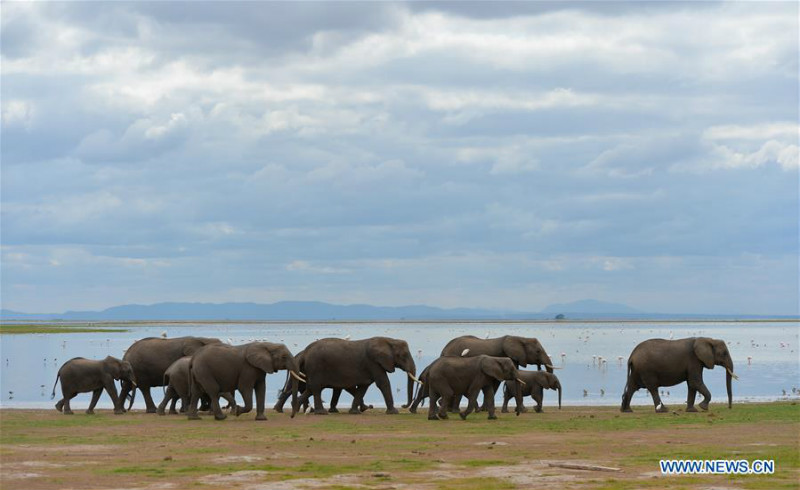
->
xmin=426 ymin=355 xmax=525 ymax=420
xmin=157 ymin=357 xmax=236 ymax=415
xmin=502 ymin=371 xmax=562 ymax=413
xmin=51 ymin=356 xmax=137 ymax=415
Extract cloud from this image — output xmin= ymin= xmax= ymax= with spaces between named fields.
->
xmin=1 ymin=2 xmax=797 ymax=314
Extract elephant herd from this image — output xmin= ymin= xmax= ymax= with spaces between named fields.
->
xmin=50 ymin=333 xmax=737 ymax=419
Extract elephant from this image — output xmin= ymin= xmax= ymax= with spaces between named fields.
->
xmin=297 ymin=337 xmax=420 ymax=415
xmin=51 ymin=356 xmax=137 ymax=415
xmin=425 ymin=355 xmax=524 ymax=420
xmin=273 ymin=350 xmax=372 ymax=414
xmin=120 ymin=336 xmax=222 ymax=413
xmin=187 ymin=341 xmax=303 ymax=420
xmin=501 ymin=370 xmax=562 ymax=413
xmin=620 ymin=337 xmax=736 ymax=413
xmin=440 ymin=335 xmax=556 ymax=411
xmin=156 ymin=357 xmax=236 ymax=415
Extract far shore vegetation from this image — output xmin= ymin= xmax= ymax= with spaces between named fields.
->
xmin=0 ymin=323 xmax=130 ymax=335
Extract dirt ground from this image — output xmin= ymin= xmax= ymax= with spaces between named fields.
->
xmin=1 ymin=403 xmax=797 ymax=490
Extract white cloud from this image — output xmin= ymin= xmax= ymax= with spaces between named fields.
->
xmin=1 ymin=100 xmax=35 ymax=129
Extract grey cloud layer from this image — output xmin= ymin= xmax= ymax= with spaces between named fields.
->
xmin=1 ymin=2 xmax=798 ymax=314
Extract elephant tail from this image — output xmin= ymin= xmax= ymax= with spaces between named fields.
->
xmin=162 ymin=372 xmax=170 ymax=395
xmin=50 ymin=371 xmax=61 ymax=400
xmin=622 ymin=359 xmax=633 ymax=401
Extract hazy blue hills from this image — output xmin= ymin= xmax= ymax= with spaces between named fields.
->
xmin=1 ymin=300 xmax=789 ymax=321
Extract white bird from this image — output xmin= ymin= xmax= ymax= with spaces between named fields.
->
xmin=484 ymin=332 xmax=490 ymax=339
xmin=227 ymin=338 xmax=234 ymax=345
xmin=161 ymin=331 xmax=168 ymax=338
xmin=343 ymin=334 xmax=351 ymax=341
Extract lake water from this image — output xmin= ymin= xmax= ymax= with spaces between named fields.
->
xmin=1 ymin=321 xmax=798 ymax=411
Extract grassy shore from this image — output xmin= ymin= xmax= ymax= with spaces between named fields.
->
xmin=0 ymin=324 xmax=130 ymax=335
xmin=1 ymin=402 xmax=797 ymax=490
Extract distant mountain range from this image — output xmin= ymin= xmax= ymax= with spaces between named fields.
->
xmin=0 ymin=299 xmax=789 ymax=321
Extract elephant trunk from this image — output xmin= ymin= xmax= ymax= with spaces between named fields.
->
xmin=544 ymin=355 xmax=554 ymax=374
xmin=287 ymin=359 xmax=301 ymax=418
xmin=556 ymin=380 xmax=562 ymax=409
xmin=725 ymin=359 xmax=734 ymax=409
xmin=406 ymin=375 xmax=414 ymax=408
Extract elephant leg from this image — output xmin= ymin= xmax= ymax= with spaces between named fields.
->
xmin=357 ymin=385 xmax=373 ymax=412
xmin=138 ymin=388 xmax=157 ymax=413
xmin=438 ymin=388 xmax=453 ymax=420
xmin=86 ymin=388 xmax=103 ymax=414
xmin=686 ymin=386 xmax=698 ymax=412
xmin=187 ymin=379 xmax=204 ymax=420
xmin=374 ymin=372 xmax=398 ymax=414
xmin=645 ymin=383 xmax=668 ymax=413
xmin=170 ymin=395 xmax=180 ymax=414
xmin=501 ymin=387 xmax=511 ymax=413
xmin=297 ymin=388 xmax=312 ymax=413
xmin=460 ymin=389 xmax=480 ymax=420
xmin=479 ymin=380 xmax=500 ymax=412
xmin=55 ymin=398 xmax=64 ymax=412
xmin=533 ymin=392 xmax=543 ymax=413
xmin=347 ymin=387 xmax=363 ymax=414
xmin=254 ymin=379 xmax=267 ymax=420
xmin=234 ymin=387 xmax=254 ymax=418
xmin=103 ymin=379 xmax=123 ymax=414
xmin=483 ymin=386 xmax=498 ymax=420
xmin=221 ymin=392 xmax=236 ymax=410
xmin=696 ymin=382 xmax=712 ymax=411
xmin=310 ymin=384 xmax=328 ymax=415
xmin=409 ymin=381 xmax=426 ymax=414
xmin=449 ymin=394 xmax=461 ymax=413
xmin=428 ymin=389 xmax=442 ymax=420
xmin=329 ymin=388 xmax=343 ymax=413
xmin=62 ymin=391 xmax=78 ymax=415
xmin=620 ymin=380 xmax=636 ymax=413
xmin=157 ymin=386 xmax=176 ymax=415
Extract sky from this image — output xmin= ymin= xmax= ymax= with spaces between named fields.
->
xmin=1 ymin=2 xmax=798 ymax=315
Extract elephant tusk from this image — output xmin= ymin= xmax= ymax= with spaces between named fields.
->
xmin=290 ymin=371 xmax=306 ymax=382
xmin=408 ymin=373 xmax=424 ymax=385
xmin=545 ymin=364 xmax=562 ymax=370
xmin=726 ymin=367 xmax=739 ymax=380
xmin=461 ymin=348 xmax=470 ymax=356
xmin=516 ymin=378 xmax=527 ymax=386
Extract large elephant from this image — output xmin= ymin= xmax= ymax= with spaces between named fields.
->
xmin=620 ymin=337 xmax=736 ymax=413
xmin=187 ymin=341 xmax=303 ymax=420
xmin=441 ymin=335 xmax=555 ymax=371
xmin=120 ymin=336 xmax=222 ymax=413
xmin=297 ymin=337 xmax=419 ymax=415
xmin=440 ymin=335 xmax=555 ymax=411
xmin=273 ymin=350 xmax=371 ymax=414
xmin=501 ymin=370 xmax=562 ymax=413
xmin=156 ymin=357 xmax=236 ymax=415
xmin=425 ymin=355 xmax=524 ymax=420
xmin=51 ymin=356 xmax=137 ymax=415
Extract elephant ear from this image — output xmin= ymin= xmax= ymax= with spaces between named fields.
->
xmin=245 ymin=344 xmax=276 ymax=374
xmin=480 ymin=356 xmax=506 ymax=381
xmin=105 ymin=356 xmax=122 ymax=380
xmin=693 ymin=338 xmax=715 ymax=369
xmin=367 ymin=339 xmax=395 ymax=373
xmin=502 ymin=337 xmax=527 ymax=367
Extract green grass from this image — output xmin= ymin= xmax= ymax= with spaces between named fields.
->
xmin=0 ymin=323 xmax=129 ymax=334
